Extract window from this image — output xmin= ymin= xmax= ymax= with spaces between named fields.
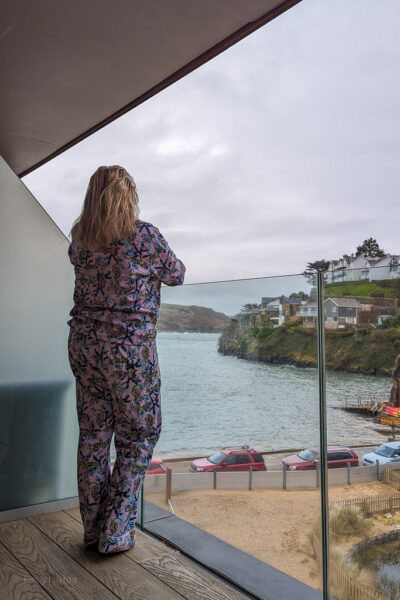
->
xmin=337 ymin=452 xmax=353 ymax=460
xmin=375 ymin=444 xmax=395 ymax=458
xmin=208 ymin=451 xmax=226 ymax=464
xmin=327 ymin=452 xmax=340 ymax=461
xmin=298 ymin=449 xmax=317 ymax=461
xmin=252 ymin=453 xmax=264 ymax=463
xmin=235 ymin=454 xmax=251 ymax=464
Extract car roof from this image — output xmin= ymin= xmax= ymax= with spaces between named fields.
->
xmin=379 ymin=441 xmax=400 ymax=448
xmin=222 ymin=447 xmax=257 ymax=453
xmin=309 ymin=445 xmax=353 ymax=452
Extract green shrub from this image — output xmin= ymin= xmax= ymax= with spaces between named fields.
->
xmin=370 ymin=288 xmax=385 ymax=298
xmin=329 ymin=506 xmax=373 ymax=542
xmin=382 ymin=314 xmax=400 ymax=329
xmin=252 ymin=323 xmax=274 ymax=341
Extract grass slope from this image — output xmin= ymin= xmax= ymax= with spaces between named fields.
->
xmin=325 ymin=280 xmax=400 ymax=299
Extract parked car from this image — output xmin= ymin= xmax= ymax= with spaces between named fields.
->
xmin=189 ymin=447 xmax=266 ymax=472
xmin=147 ymin=457 xmax=166 ymax=474
xmin=363 ymin=441 xmax=400 ymax=465
xmin=281 ymin=445 xmax=359 ymax=470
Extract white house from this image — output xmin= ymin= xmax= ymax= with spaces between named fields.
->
xmin=371 ymin=255 xmax=400 ymax=280
xmin=324 ymin=254 xmax=400 ymax=284
xmin=297 ymin=301 xmax=318 ymax=327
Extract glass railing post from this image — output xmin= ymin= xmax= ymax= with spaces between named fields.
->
xmin=317 ymin=270 xmax=330 ymax=599
xmin=139 ymin=485 xmax=144 ymax=530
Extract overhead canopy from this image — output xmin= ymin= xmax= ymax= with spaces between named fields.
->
xmin=1 ymin=0 xmax=301 ymax=177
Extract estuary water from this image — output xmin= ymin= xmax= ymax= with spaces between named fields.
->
xmin=154 ymin=332 xmax=392 ymax=458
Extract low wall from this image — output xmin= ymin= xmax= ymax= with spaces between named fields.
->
xmin=143 ymin=465 xmax=381 ymax=494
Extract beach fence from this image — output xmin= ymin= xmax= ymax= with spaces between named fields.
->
xmin=384 ymin=464 xmax=400 ymax=490
xmin=334 ymin=494 xmax=400 ymax=516
xmin=144 ymin=464 xmax=382 ymax=495
xmin=330 ymin=558 xmax=384 ymax=600
xmin=311 ymin=523 xmax=384 ymax=600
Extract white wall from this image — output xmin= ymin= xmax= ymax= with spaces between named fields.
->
xmin=0 ymin=157 xmax=78 ymax=510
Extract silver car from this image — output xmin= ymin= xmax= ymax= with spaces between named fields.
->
xmin=363 ymin=441 xmax=400 ymax=465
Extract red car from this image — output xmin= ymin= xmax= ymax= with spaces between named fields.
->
xmin=147 ymin=457 xmax=166 ymax=475
xmin=281 ymin=445 xmax=359 ymax=470
xmin=190 ymin=447 xmax=266 ymax=472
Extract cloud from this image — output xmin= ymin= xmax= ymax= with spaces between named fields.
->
xmin=22 ymin=0 xmax=400 ymax=284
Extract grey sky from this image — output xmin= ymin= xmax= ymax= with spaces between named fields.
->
xmin=23 ymin=0 xmax=400 ymax=288
xmin=161 ymin=274 xmax=311 ymax=317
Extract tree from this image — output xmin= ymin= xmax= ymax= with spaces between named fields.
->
xmin=355 ymin=238 xmax=385 ymax=258
xmin=290 ymin=291 xmax=310 ymax=301
xmin=303 ymin=260 xmax=330 ymax=285
xmin=305 ymin=260 xmax=330 ymax=273
xmin=341 ymin=254 xmax=353 ymax=263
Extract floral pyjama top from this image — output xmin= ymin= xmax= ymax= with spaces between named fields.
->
xmin=67 ymin=220 xmax=186 ymax=345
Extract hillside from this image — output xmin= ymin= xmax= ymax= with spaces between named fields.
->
xmin=325 ymin=279 xmax=400 ymax=299
xmin=158 ymin=304 xmax=230 ymax=333
xmin=218 ymin=319 xmax=400 ymax=376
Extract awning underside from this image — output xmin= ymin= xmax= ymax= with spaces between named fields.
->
xmin=0 ymin=0 xmax=300 ymax=176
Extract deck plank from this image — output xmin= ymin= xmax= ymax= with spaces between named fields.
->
xmin=29 ymin=511 xmax=184 ymax=600
xmin=65 ymin=507 xmax=249 ymax=600
xmin=0 ymin=541 xmax=53 ymax=600
xmin=0 ymin=518 xmax=118 ymax=600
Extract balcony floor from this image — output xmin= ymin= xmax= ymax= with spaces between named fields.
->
xmin=0 ymin=507 xmax=249 ymax=600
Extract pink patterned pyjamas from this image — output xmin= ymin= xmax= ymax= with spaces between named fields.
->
xmin=68 ymin=331 xmax=161 ymax=553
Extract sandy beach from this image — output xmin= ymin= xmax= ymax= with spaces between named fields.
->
xmin=147 ymin=481 xmax=395 ymax=590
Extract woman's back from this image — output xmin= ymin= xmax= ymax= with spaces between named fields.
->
xmin=68 ymin=220 xmax=185 ymax=345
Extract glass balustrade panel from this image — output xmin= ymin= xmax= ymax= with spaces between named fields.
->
xmin=142 ymin=272 xmax=324 ymax=595
xmin=324 ymin=264 xmax=400 ymax=600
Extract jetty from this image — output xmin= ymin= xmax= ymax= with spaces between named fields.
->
xmin=331 ymin=397 xmax=388 ymax=416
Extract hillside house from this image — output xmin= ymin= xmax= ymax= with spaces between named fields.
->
xmin=324 ymin=254 xmax=400 ymax=284
xmin=297 ymin=301 xmax=318 ymax=327
xmin=298 ymin=297 xmax=363 ymax=328
xmin=324 ymin=298 xmax=363 ymax=329
xmin=239 ymin=305 xmax=261 ymax=326
xmin=261 ymin=295 xmax=301 ymax=326
xmin=240 ymin=296 xmax=302 ymax=327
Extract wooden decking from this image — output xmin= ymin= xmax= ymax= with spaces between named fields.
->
xmin=0 ymin=507 xmax=249 ymax=600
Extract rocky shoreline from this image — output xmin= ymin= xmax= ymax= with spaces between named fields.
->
xmin=217 ymin=321 xmax=400 ymax=377
xmin=218 ymin=345 xmax=390 ymax=377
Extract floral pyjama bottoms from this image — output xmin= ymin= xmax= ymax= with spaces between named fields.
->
xmin=68 ymin=328 xmax=161 ymax=553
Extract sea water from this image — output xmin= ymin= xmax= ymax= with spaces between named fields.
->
xmin=154 ymin=332 xmax=391 ymax=458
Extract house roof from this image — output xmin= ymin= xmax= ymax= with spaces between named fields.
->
xmin=1 ymin=0 xmax=301 ymax=176
xmin=261 ymin=297 xmax=280 ymax=304
xmin=374 ymin=255 xmax=400 ymax=267
xmin=281 ymin=295 xmax=302 ymax=304
xmin=327 ymin=297 xmax=363 ymax=309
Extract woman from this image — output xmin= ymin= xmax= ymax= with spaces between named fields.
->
xmin=67 ymin=165 xmax=185 ymax=554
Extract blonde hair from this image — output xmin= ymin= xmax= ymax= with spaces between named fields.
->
xmin=70 ymin=165 xmax=139 ymax=245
